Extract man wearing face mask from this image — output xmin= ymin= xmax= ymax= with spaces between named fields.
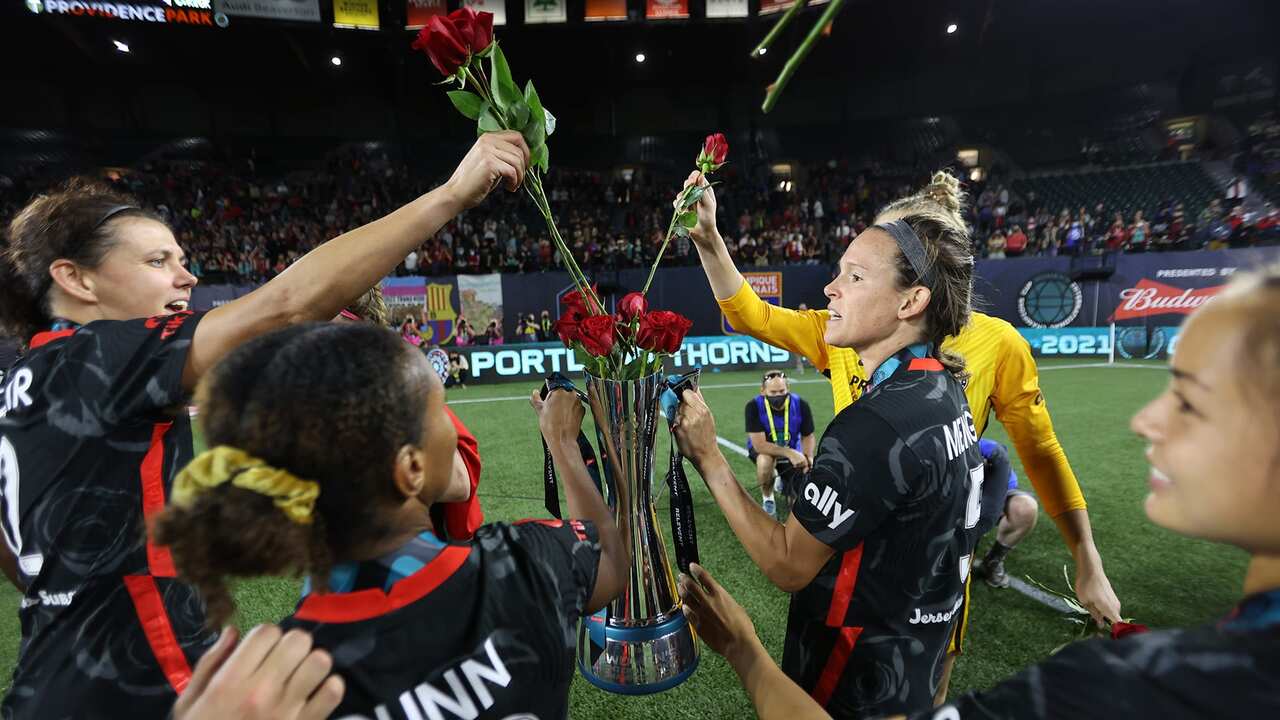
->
xmin=746 ymin=370 xmax=816 ymax=517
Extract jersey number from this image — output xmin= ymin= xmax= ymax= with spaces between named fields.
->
xmin=964 ymin=463 xmax=985 ymax=530
xmin=0 ymin=436 xmax=21 ymax=556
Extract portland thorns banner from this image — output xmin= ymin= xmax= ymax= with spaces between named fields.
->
xmin=404 ymin=0 xmax=445 ymax=28
xmin=524 ymin=0 xmax=565 ymax=23
xmin=332 ymin=0 xmax=377 ymax=28
xmin=704 ymin=0 xmax=747 ymax=18
xmin=461 ymin=0 xmax=505 ymax=24
xmin=645 ymin=0 xmax=687 ymax=20
xmin=584 ymin=0 xmax=626 ymax=21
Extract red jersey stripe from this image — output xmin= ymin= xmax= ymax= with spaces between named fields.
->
xmin=810 ymin=626 xmax=863 ymax=707
xmin=123 ymin=574 xmax=193 ymax=693
xmin=140 ymin=422 xmax=177 ymax=578
xmin=27 ymin=328 xmax=77 ymax=349
xmin=293 ymin=545 xmax=472 ymax=624
xmin=825 ymin=544 xmax=864 ymax=627
xmin=907 ymin=357 xmax=944 ymax=372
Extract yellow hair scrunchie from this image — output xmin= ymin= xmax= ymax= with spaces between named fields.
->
xmin=172 ymin=446 xmax=320 ymax=525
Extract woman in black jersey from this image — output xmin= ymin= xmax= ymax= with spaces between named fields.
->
xmin=0 ymin=131 xmax=529 ymax=719
xmin=677 ymin=265 xmax=1280 ymax=720
xmin=151 ymin=322 xmax=628 ymax=720
xmin=673 ymin=172 xmax=989 ymax=718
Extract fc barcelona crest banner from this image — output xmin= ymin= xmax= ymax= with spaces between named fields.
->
xmin=723 ymin=272 xmax=782 ymax=334
xmin=704 ymin=0 xmax=747 ymax=18
xmin=524 ymin=0 xmax=565 ymax=24
xmin=405 ymin=0 xmax=446 ymax=29
xmin=382 ymin=277 xmax=460 ymax=345
xmin=461 ymin=0 xmax=505 ymax=24
xmin=645 ymin=0 xmax=687 ymax=20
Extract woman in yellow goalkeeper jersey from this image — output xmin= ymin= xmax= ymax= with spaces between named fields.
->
xmin=680 ymin=169 xmax=1122 ymax=699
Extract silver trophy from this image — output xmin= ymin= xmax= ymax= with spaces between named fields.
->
xmin=576 ymin=371 xmax=699 ymax=694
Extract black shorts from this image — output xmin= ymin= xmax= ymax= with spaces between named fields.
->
xmin=747 ymin=449 xmax=795 ymax=472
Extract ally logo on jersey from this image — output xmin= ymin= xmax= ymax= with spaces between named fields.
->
xmin=802 ymin=482 xmax=855 ymax=529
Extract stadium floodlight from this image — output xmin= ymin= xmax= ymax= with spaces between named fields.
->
xmin=635 ymin=53 xmax=646 ymax=63
xmin=758 ymin=47 xmax=767 ymax=55
xmin=113 ymin=40 xmax=130 ymax=54
xmin=331 ymin=56 xmax=342 ymax=67
xmin=946 ymin=23 xmax=958 ymax=34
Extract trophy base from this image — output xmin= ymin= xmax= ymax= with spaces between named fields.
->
xmin=577 ymin=610 xmax=700 ymax=695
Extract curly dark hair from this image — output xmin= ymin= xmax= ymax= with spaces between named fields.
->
xmin=0 ymin=178 xmax=163 ymax=340
xmin=151 ymin=322 xmax=430 ymax=628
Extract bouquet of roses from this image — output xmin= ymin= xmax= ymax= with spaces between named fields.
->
xmin=412 ymin=13 xmax=727 ymax=379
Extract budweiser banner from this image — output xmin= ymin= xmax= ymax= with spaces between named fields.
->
xmin=332 ymin=0 xmax=378 ymax=28
xmin=524 ymin=0 xmax=565 ymax=23
xmin=759 ymin=0 xmax=796 ymax=15
xmin=584 ymin=0 xmax=626 ymax=21
xmin=214 ymin=0 xmax=320 ymax=23
xmin=974 ymin=248 xmax=1280 ymax=333
xmin=462 ymin=0 xmax=505 ymax=24
xmin=645 ymin=0 xmax=687 ymax=19
xmin=405 ymin=0 xmax=446 ymax=28
xmin=705 ymin=0 xmax=747 ymax=18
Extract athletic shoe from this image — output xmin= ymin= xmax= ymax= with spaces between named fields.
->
xmin=762 ymin=497 xmax=777 ymax=518
xmin=983 ymin=559 xmax=1010 ymax=588
xmin=774 ymin=476 xmax=785 ymax=494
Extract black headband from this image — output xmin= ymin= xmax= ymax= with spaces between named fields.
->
xmin=36 ymin=204 xmax=141 ymax=307
xmin=873 ymin=219 xmax=934 ymax=287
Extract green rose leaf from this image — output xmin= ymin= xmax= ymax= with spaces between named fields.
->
xmin=478 ymin=105 xmax=503 ymax=134
xmin=489 ymin=45 xmax=522 ymax=111
xmin=681 ymin=184 xmax=705 ymax=210
xmin=680 ymin=210 xmax=698 ymax=229
xmin=447 ymin=90 xmax=486 ymax=121
xmin=510 ymin=98 xmax=531 ymax=131
xmin=532 ymin=144 xmax=549 ymax=173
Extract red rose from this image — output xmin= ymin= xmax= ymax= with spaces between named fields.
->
xmin=617 ymin=292 xmax=649 ymax=322
xmin=447 ymin=7 xmax=494 ymax=54
xmin=635 ymin=311 xmax=693 ymax=354
xmin=561 ymin=286 xmax=602 ymax=316
xmin=1110 ymin=622 xmax=1149 ymax=639
xmin=553 ymin=308 xmax=586 ymax=346
xmin=411 ymin=16 xmax=469 ymax=77
xmin=702 ymin=133 xmax=729 ymax=165
xmin=578 ymin=315 xmax=617 ymax=357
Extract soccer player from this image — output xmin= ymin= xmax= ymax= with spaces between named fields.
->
xmin=746 ymin=369 xmax=816 ymax=516
xmin=673 ymin=172 xmax=993 ymax=717
xmin=152 ymin=323 xmax=629 ymax=719
xmin=0 ymin=131 xmax=529 ymax=718
xmin=972 ymin=439 xmax=1040 ymax=589
xmin=678 ymin=265 xmax=1280 ymax=720
xmin=683 ymin=168 xmax=1122 ymax=697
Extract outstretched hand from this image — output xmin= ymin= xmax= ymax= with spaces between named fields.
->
xmin=679 ymin=563 xmax=758 ymax=663
xmin=680 ymin=171 xmax=720 ymax=249
xmin=444 ymin=132 xmax=531 ymax=211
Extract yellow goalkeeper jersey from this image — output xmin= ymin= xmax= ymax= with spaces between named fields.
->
xmin=719 ymin=282 xmax=1087 ymax=518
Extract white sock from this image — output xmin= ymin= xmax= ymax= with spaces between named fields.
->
xmin=762 ymin=492 xmax=775 ymax=502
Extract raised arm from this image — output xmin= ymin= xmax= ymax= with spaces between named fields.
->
xmin=682 ymin=172 xmax=832 ymax=369
xmin=182 ymin=133 xmax=530 ymax=389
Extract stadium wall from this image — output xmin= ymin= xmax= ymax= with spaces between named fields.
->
xmin=184 ymin=248 xmax=1280 ymax=367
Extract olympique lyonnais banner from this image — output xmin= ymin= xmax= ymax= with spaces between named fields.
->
xmin=584 ymin=0 xmax=626 ymax=21
xmin=758 ymin=0 xmax=795 ymax=16
xmin=461 ymin=0 xmax=505 ymax=24
xmin=214 ymin=0 xmax=320 ymax=23
xmin=704 ymin=0 xmax=747 ymax=19
xmin=645 ymin=0 xmax=687 ymax=20
xmin=524 ymin=0 xmax=565 ymax=24
xmin=404 ymin=0 xmax=445 ymax=28
xmin=457 ymin=336 xmax=791 ymax=381
xmin=31 ymin=0 xmax=220 ymax=26
xmin=723 ymin=271 xmax=782 ymax=334
xmin=332 ymin=0 xmax=377 ymax=28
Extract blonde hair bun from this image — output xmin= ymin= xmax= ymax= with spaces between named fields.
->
xmin=924 ymin=170 xmax=965 ymax=215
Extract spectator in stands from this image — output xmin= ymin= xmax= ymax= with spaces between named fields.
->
xmin=1005 ymin=225 xmax=1028 ymax=257
xmin=1129 ymin=210 xmax=1150 ymax=252
xmin=483 ymin=319 xmax=503 ymax=345
xmin=1106 ymin=218 xmax=1128 ymax=252
xmin=987 ymin=229 xmax=1007 ymax=259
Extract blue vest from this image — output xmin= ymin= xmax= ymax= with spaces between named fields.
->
xmin=747 ymin=393 xmax=803 ymax=452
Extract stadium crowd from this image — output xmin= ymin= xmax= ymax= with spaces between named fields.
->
xmin=3 ymin=143 xmax=1274 ymax=288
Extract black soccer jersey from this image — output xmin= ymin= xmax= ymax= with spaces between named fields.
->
xmin=279 ymin=519 xmax=602 ymax=720
xmin=0 ymin=314 xmax=217 ymax=720
xmin=788 ymin=346 xmax=991 ymax=718
xmin=910 ymin=589 xmax=1280 ymax=720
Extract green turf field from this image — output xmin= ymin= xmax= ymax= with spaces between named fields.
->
xmin=0 ymin=359 xmax=1249 ymax=716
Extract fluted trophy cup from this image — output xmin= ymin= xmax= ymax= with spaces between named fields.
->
xmin=576 ymin=371 xmax=699 ymax=694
